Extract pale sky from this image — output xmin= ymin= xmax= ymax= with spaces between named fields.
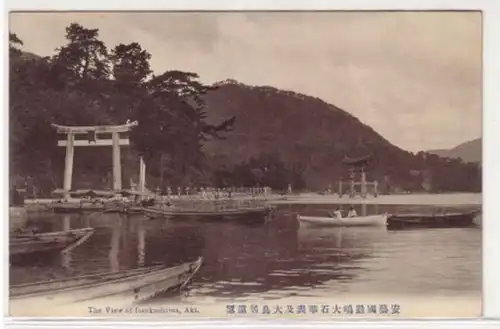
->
xmin=9 ymin=11 xmax=482 ymax=152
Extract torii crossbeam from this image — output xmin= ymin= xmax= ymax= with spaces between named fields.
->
xmin=51 ymin=121 xmax=138 ymax=198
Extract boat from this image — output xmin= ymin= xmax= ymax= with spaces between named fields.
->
xmin=297 ymin=214 xmax=388 ymax=227
xmin=50 ymin=199 xmax=134 ymax=213
xmin=10 ymin=227 xmax=95 ymax=256
xmin=386 ymin=210 xmax=479 ymax=229
xmin=50 ymin=202 xmax=107 ymax=213
xmin=10 ymin=257 xmax=203 ymax=310
xmin=103 ymin=205 xmax=145 ymax=215
xmin=143 ymin=205 xmax=276 ymax=223
xmin=49 ymin=189 xmax=138 ymax=213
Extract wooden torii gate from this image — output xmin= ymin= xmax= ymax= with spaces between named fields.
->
xmin=51 ymin=121 xmax=139 ymax=198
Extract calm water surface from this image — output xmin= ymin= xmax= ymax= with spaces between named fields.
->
xmin=10 ymin=204 xmax=481 ymax=303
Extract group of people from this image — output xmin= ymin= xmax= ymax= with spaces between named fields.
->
xmin=330 ymin=206 xmax=357 ymax=219
xmin=129 ymin=183 xmax=274 ymax=200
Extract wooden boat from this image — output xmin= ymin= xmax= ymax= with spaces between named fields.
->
xmin=10 ymin=257 xmax=203 ymax=309
xmin=50 ymin=200 xmax=134 ymax=214
xmin=10 ymin=227 xmax=95 ymax=256
xmin=297 ymin=214 xmax=388 ymax=227
xmin=103 ymin=205 xmax=145 ymax=215
xmin=50 ymin=201 xmax=107 ymax=213
xmin=386 ymin=210 xmax=479 ymax=229
xmin=143 ymin=205 xmax=275 ymax=223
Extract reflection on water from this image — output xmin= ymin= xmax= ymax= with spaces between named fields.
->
xmin=10 ymin=203 xmax=481 ymax=303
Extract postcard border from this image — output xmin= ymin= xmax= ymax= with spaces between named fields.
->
xmin=2 ymin=0 xmax=499 ymax=328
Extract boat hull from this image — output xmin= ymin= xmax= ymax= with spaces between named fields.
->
xmin=387 ymin=211 xmax=478 ymax=229
xmin=143 ymin=206 xmax=273 ymax=224
xmin=50 ymin=202 xmax=106 ymax=213
xmin=10 ymin=228 xmax=95 ymax=256
xmin=10 ymin=257 xmax=203 ymax=311
xmin=297 ymin=214 xmax=388 ymax=227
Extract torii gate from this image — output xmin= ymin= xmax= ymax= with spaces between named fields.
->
xmin=51 ymin=121 xmax=139 ymax=198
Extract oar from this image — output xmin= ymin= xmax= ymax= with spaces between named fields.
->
xmin=60 ymin=230 xmax=95 ymax=254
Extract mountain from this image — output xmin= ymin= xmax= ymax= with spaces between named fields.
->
xmin=428 ymin=138 xmax=481 ymax=163
xmin=199 ymin=80 xmax=481 ymax=192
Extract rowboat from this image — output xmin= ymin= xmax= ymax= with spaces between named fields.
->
xmin=297 ymin=214 xmax=388 ymax=227
xmin=10 ymin=227 xmax=95 ymax=256
xmin=10 ymin=257 xmax=203 ymax=311
xmin=386 ymin=210 xmax=479 ymax=229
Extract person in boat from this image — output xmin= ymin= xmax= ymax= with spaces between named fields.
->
xmin=330 ymin=207 xmax=343 ymax=219
xmin=347 ymin=206 xmax=358 ymax=218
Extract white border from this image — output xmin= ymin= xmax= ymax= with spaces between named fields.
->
xmin=2 ymin=0 xmax=500 ymax=328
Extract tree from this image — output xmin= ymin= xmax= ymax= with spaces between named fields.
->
xmin=146 ymin=70 xmax=235 ymax=141
xmin=53 ymin=23 xmax=110 ymax=84
xmin=110 ymin=42 xmax=152 ymax=86
xmin=9 ymin=32 xmax=23 ymax=57
xmin=130 ymin=70 xmax=235 ymax=185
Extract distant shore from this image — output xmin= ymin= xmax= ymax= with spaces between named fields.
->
xmin=268 ymin=192 xmax=481 ymax=207
xmin=19 ymin=192 xmax=481 ymax=212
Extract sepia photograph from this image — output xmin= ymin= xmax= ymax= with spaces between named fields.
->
xmin=8 ymin=11 xmax=482 ymax=318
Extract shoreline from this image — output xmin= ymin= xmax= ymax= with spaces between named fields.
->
xmin=19 ymin=192 xmax=482 ymax=212
xmin=268 ymin=192 xmax=482 ymax=206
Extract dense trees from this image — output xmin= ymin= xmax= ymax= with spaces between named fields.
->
xmin=212 ymin=153 xmax=306 ymax=191
xmin=9 ymin=23 xmax=235 ymax=193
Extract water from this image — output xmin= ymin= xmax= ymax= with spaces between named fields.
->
xmin=10 ymin=203 xmax=481 ymax=304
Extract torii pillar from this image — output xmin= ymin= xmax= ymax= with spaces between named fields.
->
xmin=52 ymin=121 xmax=139 ymax=198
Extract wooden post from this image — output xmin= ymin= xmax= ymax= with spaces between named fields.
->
xmin=109 ymin=217 xmax=121 ymax=272
xmin=62 ymin=214 xmax=71 ymax=232
xmin=63 ymin=133 xmax=75 ymax=199
xmin=61 ymin=214 xmax=72 ymax=269
xmin=112 ymin=132 xmax=122 ymax=192
xmin=137 ymin=221 xmax=145 ymax=267
xmin=139 ymin=156 xmax=146 ymax=195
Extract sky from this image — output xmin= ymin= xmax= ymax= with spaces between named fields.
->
xmin=9 ymin=11 xmax=482 ymax=152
